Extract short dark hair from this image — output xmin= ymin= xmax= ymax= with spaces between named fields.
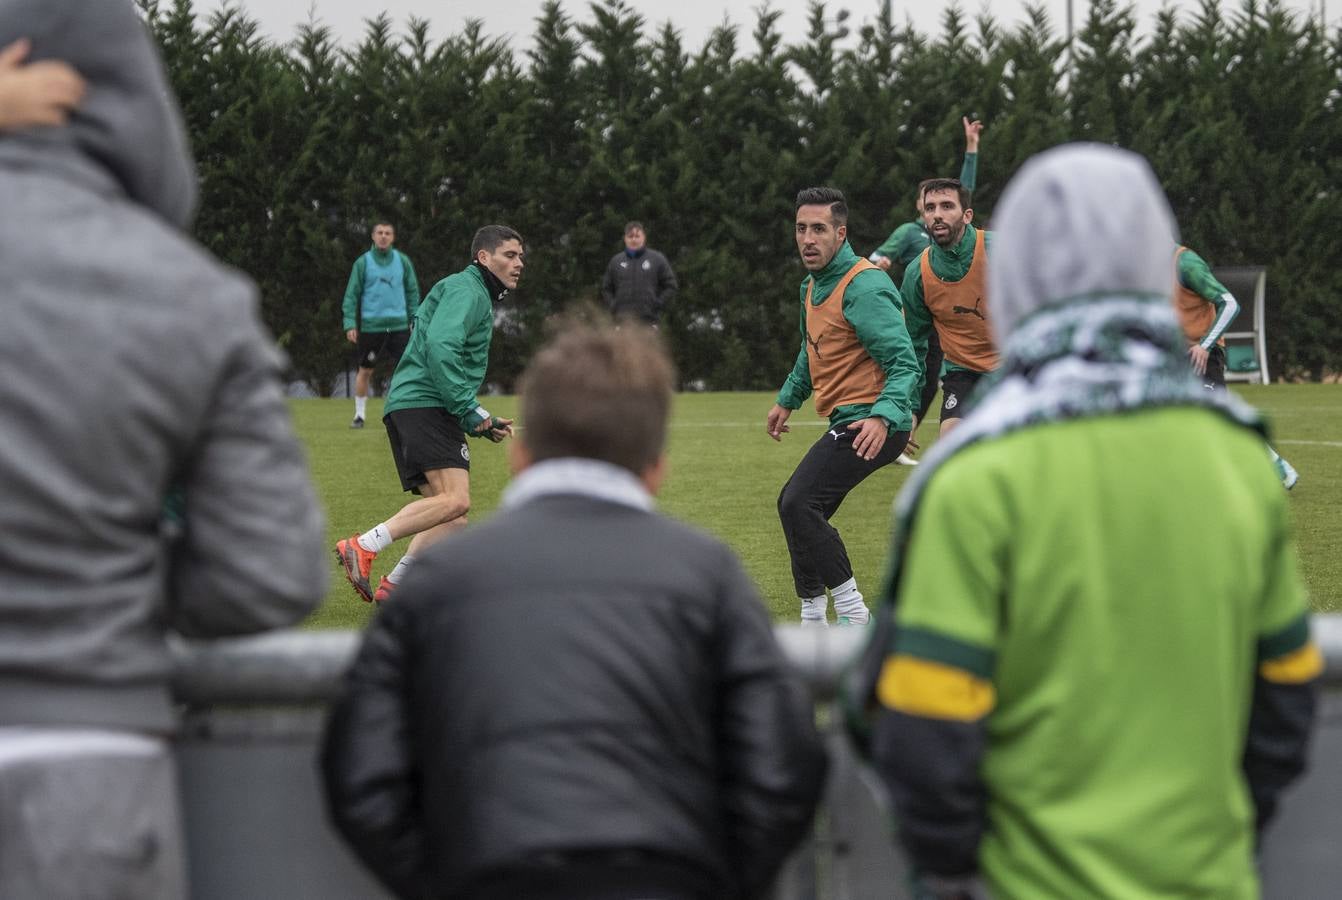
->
xmin=795 ymin=187 xmax=848 ymax=226
xmin=372 ymin=219 xmax=394 ymax=230
xmin=471 ymin=224 xmax=523 ymax=258
xmin=519 ymin=321 xmax=675 ymax=475
xmin=624 ymin=221 xmax=645 ymax=235
xmin=918 ymin=178 xmax=972 ymax=210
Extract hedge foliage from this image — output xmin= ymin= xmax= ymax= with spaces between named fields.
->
xmin=138 ymin=0 xmax=1342 ymax=389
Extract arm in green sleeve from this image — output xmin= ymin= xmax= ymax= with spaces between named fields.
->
xmin=845 ymin=272 xmax=918 ymax=430
xmin=870 ymin=463 xmax=1005 ymax=875
xmin=776 ymin=291 xmax=814 ymax=409
xmin=341 ymin=256 xmax=366 ymax=331
xmin=777 ymin=344 xmax=812 ymax=410
xmin=958 ymin=151 xmax=978 ymax=193
xmin=871 ymin=229 xmax=901 ymax=262
xmin=401 ymin=253 xmax=421 ymax=319
xmin=900 ymin=264 xmax=933 ymax=417
xmin=424 ymin=290 xmax=490 ymax=424
xmin=1178 ymin=250 xmax=1240 ymax=348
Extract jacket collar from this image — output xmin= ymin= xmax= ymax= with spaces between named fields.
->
xmin=471 ymin=261 xmax=510 ymax=302
xmin=500 ymin=458 xmax=654 ymax=512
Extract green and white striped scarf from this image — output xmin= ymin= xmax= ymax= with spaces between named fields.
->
xmin=890 ymin=294 xmax=1266 ymax=580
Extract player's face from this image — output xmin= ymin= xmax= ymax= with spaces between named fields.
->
xmin=478 ymin=239 xmax=525 ymax=289
xmin=921 ymin=189 xmax=972 ymax=247
xmin=795 ymin=204 xmax=846 ymax=271
xmin=372 ymin=224 xmax=395 ymax=250
xmin=623 ymin=228 xmax=646 ymax=251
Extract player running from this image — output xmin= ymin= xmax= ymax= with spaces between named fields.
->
xmin=336 ymin=225 xmax=524 ymax=603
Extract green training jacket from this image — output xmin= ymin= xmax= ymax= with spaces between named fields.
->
xmin=384 ymin=264 xmax=495 ymax=432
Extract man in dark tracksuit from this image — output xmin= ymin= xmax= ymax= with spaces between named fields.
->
xmin=323 ymin=323 xmax=825 ymax=900
xmin=601 ymin=220 xmax=678 ymax=326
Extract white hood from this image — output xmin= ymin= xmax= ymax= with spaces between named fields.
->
xmin=987 ymin=143 xmax=1179 ymax=341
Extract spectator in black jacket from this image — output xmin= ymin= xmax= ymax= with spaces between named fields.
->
xmin=601 ymin=220 xmax=678 ymax=326
xmin=321 ymin=321 xmax=826 ymax=900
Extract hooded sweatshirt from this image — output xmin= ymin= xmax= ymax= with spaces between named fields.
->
xmin=0 ymin=0 xmax=327 ymax=733
xmin=865 ymin=145 xmax=1317 ymax=899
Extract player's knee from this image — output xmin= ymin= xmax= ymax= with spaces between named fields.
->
xmin=777 ymin=489 xmax=815 ymax=525
xmin=432 ymin=491 xmax=469 ymax=523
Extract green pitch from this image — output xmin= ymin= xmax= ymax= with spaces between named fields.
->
xmin=297 ymin=384 xmax=1341 ymax=629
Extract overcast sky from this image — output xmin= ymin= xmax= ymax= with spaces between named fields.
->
xmin=224 ymin=0 xmax=1329 ymax=53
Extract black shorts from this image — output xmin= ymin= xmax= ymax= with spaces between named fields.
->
xmin=355 ymin=329 xmax=410 ymax=371
xmin=1201 ymin=345 xmax=1226 ymax=391
xmin=384 ymin=407 xmax=470 ymax=493
xmin=940 ymin=369 xmax=986 ymax=421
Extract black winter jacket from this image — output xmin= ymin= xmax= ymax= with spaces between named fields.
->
xmin=602 ymin=248 xmax=678 ymax=323
xmin=321 ymin=492 xmax=826 ymax=900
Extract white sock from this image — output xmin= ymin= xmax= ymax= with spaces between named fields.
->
xmin=388 ymin=555 xmax=414 ymax=584
xmin=354 ymin=395 xmax=368 ymax=419
xmin=831 ymin=578 xmax=869 ymax=622
xmin=357 ymin=523 xmax=393 ymax=553
xmin=800 ymin=594 xmax=829 ymax=621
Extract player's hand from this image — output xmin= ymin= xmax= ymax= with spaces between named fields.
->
xmin=766 ymin=404 xmax=792 ymax=441
xmin=478 ymin=415 xmax=513 ymax=442
xmin=874 ymin=256 xmax=893 ymax=271
xmin=1188 ymin=344 xmax=1209 ymax=376
xmin=345 ymin=328 xmax=358 ymax=344
xmin=963 ymin=115 xmax=983 ymax=152
xmin=847 ymin=417 xmax=888 ymax=461
xmin=0 ymin=40 xmax=86 ymax=131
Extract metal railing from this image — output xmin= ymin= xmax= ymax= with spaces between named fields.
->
xmin=170 ymin=617 xmax=1342 ymax=900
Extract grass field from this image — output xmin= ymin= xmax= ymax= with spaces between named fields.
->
xmin=300 ymin=383 xmax=1341 ymax=629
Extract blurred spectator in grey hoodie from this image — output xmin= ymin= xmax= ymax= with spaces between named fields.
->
xmin=0 ymin=2 xmax=327 ymax=896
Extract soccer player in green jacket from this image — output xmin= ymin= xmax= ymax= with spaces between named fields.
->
xmin=1175 ymin=245 xmax=1299 ymax=488
xmin=342 ymin=221 xmax=421 ymax=428
xmin=869 ymin=117 xmax=982 ymax=461
xmin=336 ymin=226 xmax=523 ymax=604
xmin=766 ymin=188 xmax=920 ymax=627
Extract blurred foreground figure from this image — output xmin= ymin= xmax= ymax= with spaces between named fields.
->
xmin=323 ymin=322 xmax=826 ymax=900
xmin=857 ymin=144 xmax=1319 ymax=899
xmin=0 ymin=2 xmax=327 ymax=896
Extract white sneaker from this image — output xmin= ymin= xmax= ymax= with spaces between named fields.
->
xmin=1280 ymin=458 xmax=1300 ymax=490
xmin=895 ymin=453 xmax=919 ymax=466
xmin=836 ymin=613 xmax=871 ymax=627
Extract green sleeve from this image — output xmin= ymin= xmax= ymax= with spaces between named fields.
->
xmin=777 ymin=294 xmax=813 ymax=409
xmin=777 ymin=345 xmax=812 ymax=410
xmin=1178 ymin=249 xmax=1239 ymax=348
xmin=423 ymin=286 xmax=490 ymax=423
xmin=400 ymin=253 xmax=421 ymax=319
xmin=874 ymin=223 xmax=931 ymax=270
xmin=872 ymin=229 xmax=902 ymax=260
xmin=959 ymin=151 xmax=978 ymax=194
xmin=900 ymin=262 xmax=933 ymax=416
xmin=843 ymin=271 xmax=918 ymax=430
xmin=341 ymin=255 xmax=366 ymax=331
xmin=1255 ymin=492 xmax=1311 ymax=647
xmin=892 ymin=456 xmax=1007 ymax=654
